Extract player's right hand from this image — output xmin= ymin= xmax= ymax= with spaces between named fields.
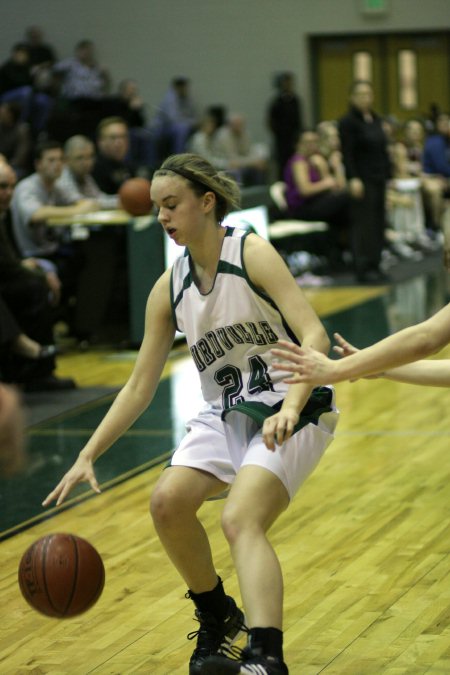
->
xmin=42 ymin=454 xmax=101 ymax=507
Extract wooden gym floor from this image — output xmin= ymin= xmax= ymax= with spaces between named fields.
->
xmin=1 ymin=268 xmax=449 ymax=674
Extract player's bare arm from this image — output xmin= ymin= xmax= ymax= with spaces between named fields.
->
xmin=271 ymin=303 xmax=450 ymax=385
xmin=43 ymin=269 xmax=175 ymax=506
xmin=244 ymin=235 xmax=329 ymax=449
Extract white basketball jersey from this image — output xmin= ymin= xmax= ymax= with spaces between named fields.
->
xmin=170 ymin=227 xmax=299 ymax=411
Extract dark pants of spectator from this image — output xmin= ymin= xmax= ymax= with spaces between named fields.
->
xmin=350 ymin=179 xmax=386 ymax=277
xmin=0 ymin=86 xmax=54 ymax=135
xmin=288 ymin=190 xmax=351 ymax=264
xmin=0 ymin=276 xmax=55 ymax=383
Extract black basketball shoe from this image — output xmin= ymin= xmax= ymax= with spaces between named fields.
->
xmin=200 ymin=646 xmax=289 ymax=674
xmin=188 ymin=596 xmax=246 ymax=675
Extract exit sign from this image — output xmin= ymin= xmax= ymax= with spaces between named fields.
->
xmin=361 ymin=0 xmax=389 ymax=14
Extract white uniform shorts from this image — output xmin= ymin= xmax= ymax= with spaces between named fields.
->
xmin=170 ymin=390 xmax=339 ymax=500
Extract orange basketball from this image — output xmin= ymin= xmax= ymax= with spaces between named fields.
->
xmin=18 ymin=533 xmax=105 ymax=618
xmin=119 ymin=177 xmax=153 ymax=216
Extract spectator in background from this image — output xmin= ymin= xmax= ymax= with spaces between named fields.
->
xmin=0 ymin=43 xmax=53 ymax=136
xmin=58 ymin=135 xmax=118 ymax=208
xmin=53 ymin=40 xmax=111 ymax=138
xmin=58 ymin=134 xmax=121 ymax=345
xmin=284 ymin=129 xmax=350 ymax=269
xmin=386 ymin=120 xmax=440 ymax=257
xmin=215 ymin=112 xmax=269 ymax=186
xmin=0 ymin=101 xmax=32 ymax=178
xmin=422 ymin=112 xmax=450 ymax=229
xmin=0 ymin=160 xmax=75 ymax=391
xmin=109 ymin=79 xmax=156 ymax=173
xmin=53 ymin=40 xmax=110 ymax=103
xmin=268 ymin=72 xmax=303 ymax=179
xmin=11 ymin=140 xmax=99 ymax=259
xmin=401 ymin=118 xmax=445 ymax=233
xmin=114 ymin=79 xmax=146 ymax=128
xmin=11 ymin=140 xmax=99 ymax=330
xmin=24 ymin=25 xmax=57 ymax=95
xmin=153 ymin=77 xmax=198 ymax=159
xmin=317 ymin=120 xmax=347 ymax=190
xmin=423 ymin=112 xmax=450 ymax=179
xmin=24 ymin=26 xmax=56 ymax=70
xmin=92 ymin=117 xmax=134 ymax=193
xmin=0 ymin=43 xmax=32 ymax=97
xmin=188 ymin=109 xmax=227 ymax=170
xmin=339 ymin=80 xmax=391 ymax=284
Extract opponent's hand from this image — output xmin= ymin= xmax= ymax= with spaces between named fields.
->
xmin=332 ymin=332 xmax=358 ymax=358
xmin=42 ymin=454 xmax=101 ymax=507
xmin=271 ymin=340 xmax=336 ymax=385
xmin=263 ymin=407 xmax=299 ymax=451
xmin=333 ymin=332 xmax=383 ymax=380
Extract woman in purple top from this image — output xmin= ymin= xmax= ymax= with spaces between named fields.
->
xmin=283 ymin=130 xmax=350 ymax=264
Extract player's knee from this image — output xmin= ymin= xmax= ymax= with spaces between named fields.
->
xmin=221 ymin=504 xmax=250 ymax=545
xmin=149 ymin=483 xmax=191 ymax=529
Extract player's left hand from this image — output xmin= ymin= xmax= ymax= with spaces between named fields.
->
xmin=263 ymin=407 xmax=299 ymax=451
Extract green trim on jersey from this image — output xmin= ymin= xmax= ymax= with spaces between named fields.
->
xmin=222 ymin=386 xmax=333 ymax=433
xmin=217 ymin=260 xmax=246 ymax=278
xmin=239 ymin=230 xmax=299 ymax=346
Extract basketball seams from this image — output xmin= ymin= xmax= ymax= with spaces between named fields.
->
xmin=42 ymin=535 xmax=59 ymax=615
xmin=91 ymin=555 xmax=105 ymax=606
xmin=64 ymin=535 xmax=79 ymax=616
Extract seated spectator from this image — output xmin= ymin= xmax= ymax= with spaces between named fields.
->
xmin=0 ymin=43 xmax=32 ymax=97
xmin=385 ymin=121 xmax=440 ymax=257
xmin=58 ymin=135 xmax=118 ymax=208
xmin=53 ymin=40 xmax=111 ymax=138
xmin=422 ymin=112 xmax=450 ymax=229
xmin=113 ymin=79 xmax=146 ymax=128
xmin=395 ymin=118 xmax=444 ymax=234
xmin=152 ymin=77 xmax=198 ymax=160
xmin=0 ymin=160 xmax=74 ymax=391
xmin=0 ymin=43 xmax=53 ymax=135
xmin=24 ymin=26 xmax=56 ymax=67
xmin=92 ymin=117 xmax=134 ymax=193
xmin=317 ymin=120 xmax=347 ymax=190
xmin=423 ymin=112 xmax=450 ymax=179
xmin=108 ymin=79 xmax=156 ymax=172
xmin=10 ymin=140 xmax=99 ymax=328
xmin=188 ymin=110 xmax=228 ymax=169
xmin=214 ymin=113 xmax=269 ymax=186
xmin=57 ymin=135 xmax=122 ymax=343
xmin=24 ymin=25 xmax=57 ymax=94
xmin=53 ymin=39 xmax=110 ymax=103
xmin=0 ymin=291 xmax=73 ymax=391
xmin=11 ymin=140 xmax=99 ymax=258
xmin=284 ymin=129 xmax=351 ymax=266
xmin=0 ymin=101 xmax=32 ymax=178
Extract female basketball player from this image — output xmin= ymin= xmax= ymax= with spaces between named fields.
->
xmin=271 ymin=302 xmax=450 ymax=387
xmin=43 ymin=153 xmax=339 ymax=675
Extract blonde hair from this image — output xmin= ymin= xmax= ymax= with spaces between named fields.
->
xmin=154 ymin=153 xmax=241 ymax=224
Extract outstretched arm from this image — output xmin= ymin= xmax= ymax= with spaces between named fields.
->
xmin=271 ymin=303 xmax=450 ymax=385
xmin=333 ymin=332 xmax=450 ymax=386
xmin=42 ymin=270 xmax=176 ymax=506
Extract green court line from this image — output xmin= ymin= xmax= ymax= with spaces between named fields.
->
xmin=29 ymin=428 xmax=174 ymax=437
xmin=0 ymin=450 xmax=173 ymax=542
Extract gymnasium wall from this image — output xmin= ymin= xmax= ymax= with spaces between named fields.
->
xmin=1 ymin=0 xmax=449 ymax=143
